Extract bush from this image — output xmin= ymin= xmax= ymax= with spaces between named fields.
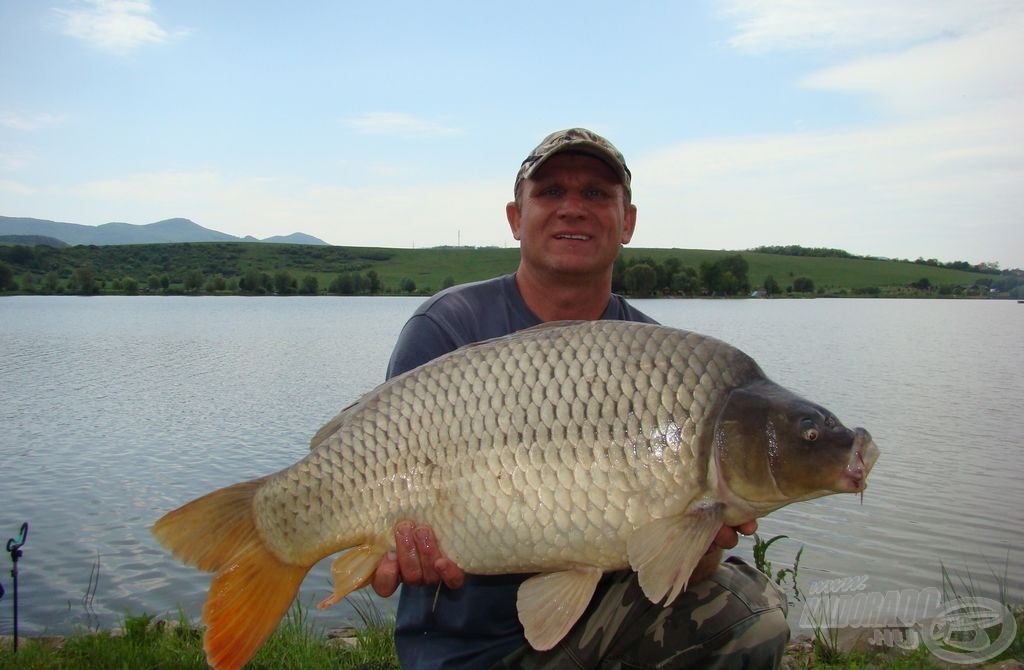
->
xmin=792 ymin=276 xmax=815 ymax=293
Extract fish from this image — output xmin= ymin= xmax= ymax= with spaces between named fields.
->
xmin=152 ymin=320 xmax=879 ymax=670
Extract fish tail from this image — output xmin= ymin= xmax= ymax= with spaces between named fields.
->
xmin=152 ymin=478 xmax=310 ymax=670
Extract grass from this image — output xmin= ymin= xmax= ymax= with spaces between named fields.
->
xmin=4 ymin=550 xmax=1019 ymax=669
xmin=0 ymin=601 xmax=398 ymax=670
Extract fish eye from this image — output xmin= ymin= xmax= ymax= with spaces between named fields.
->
xmin=800 ymin=419 xmax=819 ymax=442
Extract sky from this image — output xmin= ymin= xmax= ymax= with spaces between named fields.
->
xmin=1 ymin=0 xmax=1022 ymax=269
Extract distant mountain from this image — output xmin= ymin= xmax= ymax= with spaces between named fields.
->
xmin=0 ymin=234 xmax=69 ymax=248
xmin=261 ymin=232 xmax=327 ymax=245
xmin=0 ymin=216 xmax=328 ymax=246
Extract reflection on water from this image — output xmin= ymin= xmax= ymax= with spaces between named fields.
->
xmin=1 ymin=296 xmax=1021 ymax=636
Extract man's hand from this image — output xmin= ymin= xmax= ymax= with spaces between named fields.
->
xmin=372 ymin=520 xmax=466 ymax=597
xmin=691 ymin=520 xmax=758 ymax=583
xmin=714 ymin=520 xmax=758 ymax=550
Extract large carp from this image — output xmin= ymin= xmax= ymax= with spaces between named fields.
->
xmin=153 ymin=320 xmax=879 ymax=670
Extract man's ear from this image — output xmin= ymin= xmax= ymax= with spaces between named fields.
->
xmin=620 ymin=203 xmax=637 ymax=244
xmin=506 ymin=201 xmax=522 ymax=240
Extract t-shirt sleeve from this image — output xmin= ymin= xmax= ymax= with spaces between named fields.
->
xmin=386 ymin=312 xmax=461 ymax=379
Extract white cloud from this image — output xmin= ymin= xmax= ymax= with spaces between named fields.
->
xmin=341 ymin=112 xmax=459 ymax=138
xmin=0 ymin=111 xmax=69 ymax=131
xmin=0 ymin=179 xmax=39 ymax=196
xmin=53 ymin=0 xmax=186 ymax=54
xmin=719 ymin=0 xmax=1019 ymax=53
xmin=647 ymin=0 xmax=1024 ymax=267
xmin=630 ymin=105 xmax=1024 ymax=265
xmin=0 ymin=152 xmax=31 ymax=171
xmin=801 ymin=13 xmax=1024 ymax=117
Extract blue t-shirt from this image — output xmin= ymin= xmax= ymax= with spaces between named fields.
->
xmin=386 ymin=274 xmax=656 ymax=670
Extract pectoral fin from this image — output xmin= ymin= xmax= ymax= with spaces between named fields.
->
xmin=627 ymin=503 xmax=724 ymax=605
xmin=517 ymin=567 xmax=603 ymax=651
xmin=317 ymin=543 xmax=387 ymax=609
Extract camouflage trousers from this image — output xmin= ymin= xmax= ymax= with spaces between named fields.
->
xmin=493 ymin=557 xmax=789 ymax=669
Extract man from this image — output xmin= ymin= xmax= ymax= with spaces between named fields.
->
xmin=373 ymin=128 xmax=789 ymax=668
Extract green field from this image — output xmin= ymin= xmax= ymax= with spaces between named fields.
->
xmin=0 ymin=241 xmax=1018 ymax=297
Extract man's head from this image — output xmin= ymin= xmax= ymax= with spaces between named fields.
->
xmin=507 ymin=128 xmax=637 ymax=287
xmin=514 ymin=128 xmax=632 ymax=207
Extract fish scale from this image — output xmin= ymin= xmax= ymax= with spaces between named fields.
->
xmin=253 ymin=321 xmax=748 ymax=571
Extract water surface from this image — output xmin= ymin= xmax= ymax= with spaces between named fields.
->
xmin=1 ymin=296 xmax=1020 ymax=636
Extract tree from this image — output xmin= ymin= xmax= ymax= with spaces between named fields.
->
xmin=793 ymin=276 xmax=815 ymax=293
xmin=700 ymin=258 xmax=750 ymax=295
xmin=717 ymin=255 xmax=750 ymax=293
xmin=366 ymin=270 xmax=382 ymax=294
xmin=442 ymin=276 xmax=456 ymax=289
xmin=274 ymin=271 xmax=296 ymax=294
xmin=20 ymin=273 xmax=36 ymax=293
xmin=148 ymin=275 xmax=161 ymax=292
xmin=400 ymin=277 xmax=417 ymax=293
xmin=239 ymin=268 xmax=263 ymax=293
xmin=0 ymin=261 xmax=15 ymax=291
xmin=71 ymin=265 xmax=97 ymax=295
xmin=205 ymin=274 xmax=227 ymax=293
xmin=122 ymin=276 xmax=139 ymax=295
xmin=624 ymin=263 xmax=657 ymax=297
xmin=611 ymin=255 xmax=627 ymax=293
xmin=329 ymin=273 xmax=354 ymax=295
xmin=671 ymin=267 xmax=699 ymax=295
xmin=910 ymin=277 xmax=931 ymax=291
xmin=763 ymin=276 xmax=780 ymax=295
xmin=300 ymin=275 xmax=319 ymax=295
xmin=183 ymin=269 xmax=204 ymax=294
xmin=43 ymin=271 xmax=60 ymax=294
xmin=259 ymin=272 xmax=274 ymax=293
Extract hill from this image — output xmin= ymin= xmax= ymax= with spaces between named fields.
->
xmin=1 ymin=240 xmax=1019 ymax=298
xmin=0 ymin=234 xmax=68 ymax=247
xmin=0 ymin=216 xmax=327 ymax=246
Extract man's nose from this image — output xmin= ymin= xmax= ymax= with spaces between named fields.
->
xmin=556 ymin=191 xmax=586 ymax=217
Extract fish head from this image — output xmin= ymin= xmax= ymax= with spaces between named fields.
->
xmin=713 ymin=379 xmax=880 ymax=511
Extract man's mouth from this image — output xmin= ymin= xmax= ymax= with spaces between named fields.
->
xmin=554 ymin=233 xmax=591 ymax=241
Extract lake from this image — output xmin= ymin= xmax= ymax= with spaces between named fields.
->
xmin=1 ymin=295 xmax=1021 ymax=637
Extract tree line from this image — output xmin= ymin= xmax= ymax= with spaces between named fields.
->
xmin=753 ymin=244 xmax=1003 ymax=275
xmin=3 ymin=241 xmax=1021 ymax=298
xmin=0 ymin=259 xmax=429 ymax=297
xmin=612 ymin=253 xmax=818 ymax=297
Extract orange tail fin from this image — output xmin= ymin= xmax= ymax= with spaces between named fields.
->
xmin=152 ymin=478 xmax=310 ymax=670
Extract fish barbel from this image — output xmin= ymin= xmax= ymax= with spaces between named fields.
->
xmin=153 ymin=320 xmax=879 ymax=669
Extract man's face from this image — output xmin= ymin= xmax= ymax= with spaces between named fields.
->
xmin=507 ymin=153 xmax=637 ymax=280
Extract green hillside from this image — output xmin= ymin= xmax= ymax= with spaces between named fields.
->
xmin=0 ymin=241 xmax=1019 ymax=298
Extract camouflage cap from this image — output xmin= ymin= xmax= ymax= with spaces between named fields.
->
xmin=514 ymin=128 xmax=631 ymax=198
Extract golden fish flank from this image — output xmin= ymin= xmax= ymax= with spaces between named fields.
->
xmin=152 ymin=320 xmax=879 ymax=670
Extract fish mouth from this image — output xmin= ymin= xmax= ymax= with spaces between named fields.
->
xmin=839 ymin=428 xmax=880 ymax=493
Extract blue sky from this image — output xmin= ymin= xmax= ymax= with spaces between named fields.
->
xmin=2 ymin=0 xmax=1022 ymax=268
